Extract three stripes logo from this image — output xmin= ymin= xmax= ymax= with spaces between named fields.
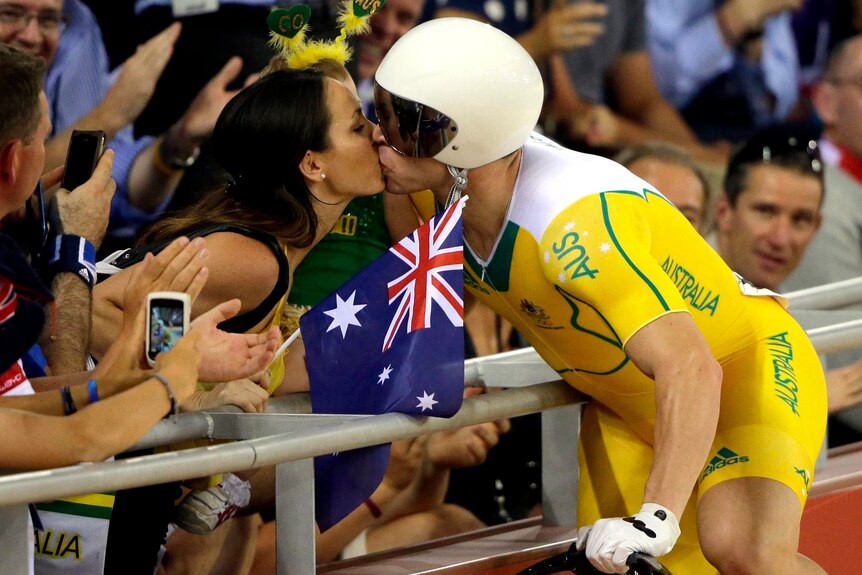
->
xmin=701 ymin=447 xmax=750 ymax=480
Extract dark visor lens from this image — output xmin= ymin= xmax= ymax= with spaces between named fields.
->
xmin=373 ymin=82 xmax=458 ymax=158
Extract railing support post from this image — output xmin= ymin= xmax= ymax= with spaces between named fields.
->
xmin=541 ymin=401 xmax=581 ymax=527
xmin=276 ymin=458 xmax=317 ymax=574
xmin=0 ymin=504 xmax=30 ymax=573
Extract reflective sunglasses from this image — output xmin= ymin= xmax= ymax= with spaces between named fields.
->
xmin=729 ymin=131 xmax=822 ymax=176
xmin=373 ymin=82 xmax=459 ymax=158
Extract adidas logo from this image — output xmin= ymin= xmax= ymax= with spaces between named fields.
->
xmin=701 ymin=447 xmax=749 ymax=480
xmin=78 ymin=269 xmax=91 ymax=283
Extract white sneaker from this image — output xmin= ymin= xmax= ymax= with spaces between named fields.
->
xmin=174 ymin=473 xmax=250 ymax=534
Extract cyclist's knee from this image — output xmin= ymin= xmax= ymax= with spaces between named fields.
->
xmin=701 ymin=528 xmax=792 ymax=575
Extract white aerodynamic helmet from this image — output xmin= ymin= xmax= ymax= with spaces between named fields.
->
xmin=374 ymin=18 xmax=544 ymax=170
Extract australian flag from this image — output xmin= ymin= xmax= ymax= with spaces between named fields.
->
xmin=301 ymin=197 xmax=466 ymax=531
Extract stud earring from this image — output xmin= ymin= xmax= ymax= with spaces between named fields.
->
xmin=321 ymin=173 xmax=327 ymax=180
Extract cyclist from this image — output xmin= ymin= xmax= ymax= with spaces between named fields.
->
xmin=371 ymin=17 xmax=827 ymax=574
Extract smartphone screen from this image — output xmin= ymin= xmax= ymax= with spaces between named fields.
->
xmin=147 ymin=298 xmax=187 ymax=363
xmin=61 ymin=130 xmax=106 ymax=191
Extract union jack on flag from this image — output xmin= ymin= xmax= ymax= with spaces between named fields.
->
xmin=384 ymin=201 xmax=464 ymax=351
xmin=300 ymin=197 xmax=467 ymax=531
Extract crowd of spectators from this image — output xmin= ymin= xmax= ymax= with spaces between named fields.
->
xmin=2 ymin=0 xmax=862 ymax=573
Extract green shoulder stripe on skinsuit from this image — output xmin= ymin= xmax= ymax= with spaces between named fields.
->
xmin=599 ymin=191 xmax=670 ymax=311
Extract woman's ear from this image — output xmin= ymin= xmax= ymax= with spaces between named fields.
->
xmin=298 ymin=150 xmax=326 ymax=182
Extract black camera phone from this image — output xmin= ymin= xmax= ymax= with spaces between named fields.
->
xmin=61 ymin=130 xmax=106 ymax=191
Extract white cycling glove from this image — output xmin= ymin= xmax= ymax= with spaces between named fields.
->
xmin=576 ymin=503 xmax=680 ymax=574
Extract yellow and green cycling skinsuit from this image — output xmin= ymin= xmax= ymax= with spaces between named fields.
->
xmin=456 ymin=134 xmax=827 ymax=573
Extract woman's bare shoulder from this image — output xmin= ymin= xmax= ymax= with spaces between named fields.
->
xmin=195 ymin=232 xmax=285 ymax=315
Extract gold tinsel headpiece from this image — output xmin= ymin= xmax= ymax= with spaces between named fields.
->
xmin=266 ymin=0 xmax=386 ymax=69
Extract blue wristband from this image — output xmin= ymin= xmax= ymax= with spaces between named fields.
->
xmin=46 ymin=235 xmax=97 ymax=290
xmin=87 ymin=378 xmax=99 ymax=404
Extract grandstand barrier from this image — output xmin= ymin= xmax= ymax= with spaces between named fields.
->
xmin=0 ymin=279 xmax=862 ymax=573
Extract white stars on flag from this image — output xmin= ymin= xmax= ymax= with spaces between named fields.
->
xmin=416 ymin=391 xmax=438 ymax=411
xmin=377 ymin=365 xmax=393 ymax=385
xmin=323 ymin=291 xmax=366 ymax=338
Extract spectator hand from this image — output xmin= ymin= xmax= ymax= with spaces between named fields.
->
xmin=40 ymin=165 xmax=64 ymax=191
xmin=182 ymin=377 xmax=269 ymax=413
xmin=426 ymin=421 xmax=509 ymax=469
xmin=570 ymin=104 xmax=619 ymax=149
xmin=164 ymin=56 xmax=249 ymax=156
xmin=52 ymin=149 xmax=116 ymax=247
xmin=426 ymin=387 xmax=510 ymax=469
xmin=100 ymin=22 xmax=182 ymax=133
xmin=120 ymin=236 xmax=210 ymax=324
xmin=93 ymin=238 xmax=210 ymax=395
xmin=91 ymin=292 xmax=149 ymax=397
xmin=827 ymin=358 xmax=862 ymax=413
xmin=720 ymin=0 xmax=802 ymax=48
xmin=738 ymin=0 xmax=803 ymax=25
xmin=532 ymin=1 xmax=607 ymax=58
xmin=381 ymin=437 xmax=427 ymax=491
xmin=191 ymin=299 xmax=281 ymax=383
xmin=154 ymin=328 xmax=203 ymax=407
xmin=576 ymin=503 xmax=680 ymax=574
xmin=249 ymin=367 xmax=272 ymax=392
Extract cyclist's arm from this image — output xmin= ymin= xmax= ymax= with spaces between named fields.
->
xmin=624 ymin=312 xmax=722 ymax=517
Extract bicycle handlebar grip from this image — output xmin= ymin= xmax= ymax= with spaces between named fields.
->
xmin=626 ymin=552 xmax=674 ymax=575
xmin=513 ymin=541 xmax=673 ymax=575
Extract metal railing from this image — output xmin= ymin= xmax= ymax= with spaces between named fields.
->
xmin=1 ymin=278 xmax=862 ymax=573
xmin=786 ymin=276 xmax=862 ymax=310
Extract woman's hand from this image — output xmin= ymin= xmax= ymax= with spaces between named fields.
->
xmin=181 ymin=377 xmax=269 ymax=413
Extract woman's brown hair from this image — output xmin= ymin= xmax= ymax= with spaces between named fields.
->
xmin=141 ymin=68 xmax=331 ymax=248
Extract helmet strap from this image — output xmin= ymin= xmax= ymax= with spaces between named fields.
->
xmin=445 ymin=166 xmax=469 ymax=209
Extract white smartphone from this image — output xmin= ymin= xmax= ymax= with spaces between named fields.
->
xmin=145 ymin=291 xmax=191 ymax=367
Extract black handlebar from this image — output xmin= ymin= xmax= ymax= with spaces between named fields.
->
xmin=516 ymin=541 xmax=672 ymax=575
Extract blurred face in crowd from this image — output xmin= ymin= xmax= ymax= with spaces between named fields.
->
xmin=627 ymin=156 xmax=708 ymax=234
xmin=0 ymin=0 xmax=63 ymax=64
xmin=715 ymin=164 xmax=823 ymax=290
xmin=817 ymin=36 xmax=862 ymax=158
xmin=356 ymin=0 xmax=425 ymax=81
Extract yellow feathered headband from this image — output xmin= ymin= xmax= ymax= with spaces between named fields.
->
xmin=266 ymin=0 xmax=386 ymax=69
